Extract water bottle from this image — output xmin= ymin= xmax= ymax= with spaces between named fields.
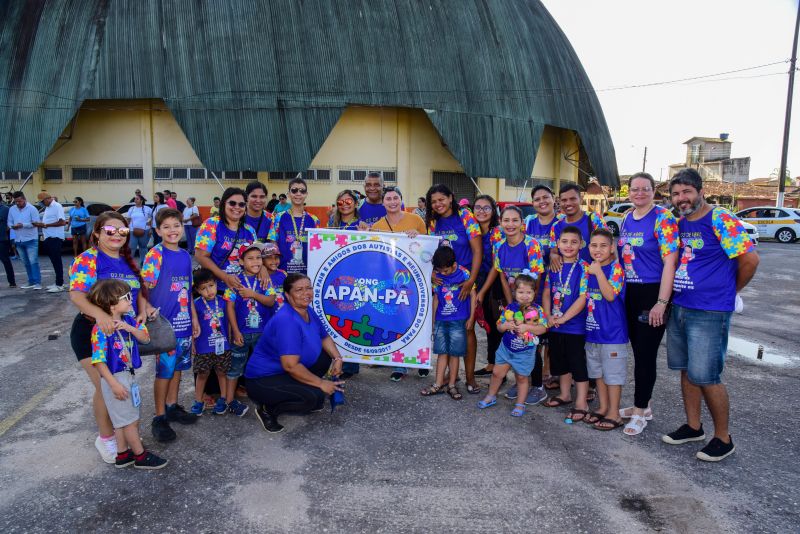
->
xmin=637 ymin=310 xmax=651 ymax=324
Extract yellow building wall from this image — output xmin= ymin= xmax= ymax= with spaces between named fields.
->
xmin=26 ymin=100 xmax=579 ymax=208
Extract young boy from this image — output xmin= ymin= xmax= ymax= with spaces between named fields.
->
xmin=142 ymin=208 xmax=200 ymax=442
xmin=542 ymin=225 xmax=591 ymax=422
xmin=261 ymin=242 xmax=287 ymax=322
xmin=420 ymin=246 xmax=476 ymax=401
xmin=224 ymin=243 xmax=276 ymax=417
xmin=585 ymin=229 xmax=628 ymax=431
xmin=190 ymin=268 xmax=233 ymax=416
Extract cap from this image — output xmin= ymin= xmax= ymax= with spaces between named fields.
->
xmin=458 ymin=198 xmax=470 ymax=207
xmin=260 ymin=242 xmax=280 ymax=257
xmin=238 ymin=242 xmax=266 ymax=257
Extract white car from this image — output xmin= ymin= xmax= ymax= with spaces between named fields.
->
xmin=736 ymin=206 xmax=800 ymax=243
xmin=738 ymin=220 xmax=760 ymax=246
xmin=603 ymin=202 xmax=632 ymax=235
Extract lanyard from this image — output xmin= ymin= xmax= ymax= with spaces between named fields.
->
xmin=202 ymin=296 xmax=220 ymax=318
xmin=242 ymin=275 xmax=259 ymax=292
xmin=290 ymin=212 xmax=306 ymax=242
xmin=382 ymin=216 xmax=394 ymax=233
xmin=558 ymin=261 xmax=578 ymax=293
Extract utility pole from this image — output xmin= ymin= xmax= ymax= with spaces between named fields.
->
xmin=777 ymin=0 xmax=800 ymax=208
xmin=642 ymin=146 xmax=648 ymax=173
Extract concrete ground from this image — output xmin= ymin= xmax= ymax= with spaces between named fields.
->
xmin=0 ymin=242 xmax=798 ymax=533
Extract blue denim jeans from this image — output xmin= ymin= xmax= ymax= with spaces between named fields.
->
xmin=229 ymin=332 xmax=261 ymax=379
xmin=130 ymin=230 xmax=151 ymax=266
xmin=184 ymin=224 xmax=197 ymax=254
xmin=15 ymin=239 xmax=40 ymax=285
xmin=667 ymin=304 xmax=731 ymax=385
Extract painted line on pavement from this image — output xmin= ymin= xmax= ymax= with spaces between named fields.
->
xmin=0 ymin=384 xmax=57 ymax=438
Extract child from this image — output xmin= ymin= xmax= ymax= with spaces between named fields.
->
xmin=477 ymin=274 xmax=548 ymax=416
xmin=190 ymin=268 xmax=233 ymax=416
xmin=542 ymin=226 xmax=591 ymax=423
xmin=261 ymin=242 xmax=287 ymax=321
xmin=142 ymin=208 xmax=200 ymax=442
xmin=584 ymin=229 xmax=628 ymax=431
xmin=420 ymin=246 xmax=476 ymax=401
xmin=224 ymin=243 xmax=277 ymax=417
xmin=89 ymin=279 xmax=168 ymax=470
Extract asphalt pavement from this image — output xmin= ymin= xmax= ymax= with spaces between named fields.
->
xmin=0 ymin=243 xmax=798 ymax=533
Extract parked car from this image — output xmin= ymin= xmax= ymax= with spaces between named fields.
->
xmin=669 ymin=205 xmax=759 ymax=246
xmin=603 ymin=202 xmax=633 ymax=235
xmin=735 ymin=206 xmax=800 ymax=243
xmin=497 ymin=201 xmax=535 ymax=221
xmin=36 ymin=200 xmax=114 ymax=252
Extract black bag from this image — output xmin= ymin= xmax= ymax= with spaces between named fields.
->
xmin=138 ymin=313 xmax=177 ymax=356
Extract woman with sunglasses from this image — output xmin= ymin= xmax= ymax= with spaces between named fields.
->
xmin=195 ymin=187 xmax=258 ymax=292
xmin=68 ymin=212 xmax=156 ymax=465
xmin=331 ymin=190 xmax=360 ymax=230
xmin=267 ymin=177 xmax=320 ymax=275
xmin=425 ymin=184 xmax=483 ymax=393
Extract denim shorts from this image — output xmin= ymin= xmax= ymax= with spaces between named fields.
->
xmin=667 ymin=304 xmax=731 ymax=385
xmin=495 ymin=344 xmax=535 ymax=376
xmin=585 ymin=342 xmax=628 ymax=386
xmin=229 ymin=332 xmax=261 ymax=378
xmin=156 ymin=337 xmax=192 ymax=379
xmin=433 ymin=320 xmax=467 ymax=357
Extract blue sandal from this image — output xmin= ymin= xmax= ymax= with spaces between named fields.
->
xmin=511 ymin=403 xmax=526 ymax=417
xmin=477 ymin=397 xmax=497 ymax=409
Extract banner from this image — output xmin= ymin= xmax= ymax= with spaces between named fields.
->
xmin=307 ymin=229 xmax=440 ymax=369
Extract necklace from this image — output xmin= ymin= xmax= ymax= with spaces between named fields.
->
xmin=557 ymin=260 xmax=578 ymax=295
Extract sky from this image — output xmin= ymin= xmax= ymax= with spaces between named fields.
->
xmin=541 ymin=0 xmax=800 ymax=181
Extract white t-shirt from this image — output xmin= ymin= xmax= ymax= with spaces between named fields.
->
xmin=127 ymin=205 xmax=153 ymax=230
xmin=182 ymin=206 xmax=199 ymax=224
xmin=151 ymin=204 xmax=167 ymax=227
xmin=41 ymin=201 xmax=66 ymax=239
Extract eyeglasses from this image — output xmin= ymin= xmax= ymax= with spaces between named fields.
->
xmin=290 ymin=187 xmax=307 ymax=194
xmin=473 ymin=205 xmax=493 ymax=213
xmin=118 ymin=292 xmax=133 ymax=303
xmin=226 ymin=200 xmax=246 ymax=208
xmin=630 ymin=187 xmax=653 ymax=194
xmin=100 ymin=225 xmax=130 ymax=237
xmin=337 ymin=198 xmax=354 ymax=207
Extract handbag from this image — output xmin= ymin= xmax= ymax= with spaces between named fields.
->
xmin=138 ymin=313 xmax=177 ymax=356
xmin=133 ymin=227 xmax=145 ymax=237
xmin=191 ymin=213 xmax=202 ymax=227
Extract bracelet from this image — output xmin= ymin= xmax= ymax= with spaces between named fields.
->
xmin=657 ymin=298 xmax=669 ymax=305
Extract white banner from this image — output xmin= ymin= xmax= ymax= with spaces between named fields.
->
xmin=307 ymin=229 xmax=440 ymax=369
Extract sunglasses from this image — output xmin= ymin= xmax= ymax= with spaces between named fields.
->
xmin=118 ymin=292 xmax=133 ymax=303
xmin=100 ymin=225 xmax=130 ymax=237
xmin=290 ymin=187 xmax=307 ymax=194
xmin=337 ymin=198 xmax=354 ymax=207
xmin=226 ymin=200 xmax=246 ymax=208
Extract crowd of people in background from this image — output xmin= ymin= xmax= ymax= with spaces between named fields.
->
xmin=1 ymin=167 xmax=759 ymax=470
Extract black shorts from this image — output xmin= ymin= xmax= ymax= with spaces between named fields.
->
xmin=70 ymin=313 xmax=94 ymax=361
xmin=548 ymin=331 xmax=588 ymax=382
xmin=71 ymin=225 xmax=87 ymax=236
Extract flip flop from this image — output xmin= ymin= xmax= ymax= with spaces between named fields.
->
xmin=584 ymin=411 xmax=604 ymax=425
xmin=544 ymin=396 xmax=572 ymax=408
xmin=594 ymin=417 xmax=624 ymax=431
xmin=566 ymin=409 xmax=589 ymax=423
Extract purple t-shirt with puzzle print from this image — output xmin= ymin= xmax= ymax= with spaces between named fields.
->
xmin=194 ymin=296 xmax=230 ymax=354
xmin=429 ymin=208 xmax=481 ymax=270
xmin=434 ymin=266 xmax=471 ymax=321
xmin=544 ymin=260 xmax=589 ymax=335
xmin=618 ymin=205 xmax=679 ymax=284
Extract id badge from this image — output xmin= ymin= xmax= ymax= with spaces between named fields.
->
xmin=130 ymin=382 xmax=141 ymax=408
xmin=292 ymin=242 xmax=303 ymax=262
xmin=246 ymin=312 xmax=260 ymax=329
xmin=214 ymin=336 xmax=226 ymax=355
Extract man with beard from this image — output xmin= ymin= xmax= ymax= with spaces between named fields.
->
xmin=662 ymin=168 xmax=758 ymax=462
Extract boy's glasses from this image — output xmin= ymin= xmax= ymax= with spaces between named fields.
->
xmin=118 ymin=292 xmax=133 ymax=303
xmin=290 ymin=187 xmax=307 ymax=194
xmin=337 ymin=198 xmax=354 ymax=207
xmin=100 ymin=225 xmax=130 ymax=237
xmin=227 ymin=200 xmax=246 ymax=208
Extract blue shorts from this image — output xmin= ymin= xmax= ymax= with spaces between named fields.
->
xmin=495 ymin=344 xmax=536 ymax=376
xmin=229 ymin=332 xmax=261 ymax=379
xmin=156 ymin=337 xmax=192 ymax=379
xmin=667 ymin=304 xmax=731 ymax=385
xmin=433 ymin=320 xmax=467 ymax=357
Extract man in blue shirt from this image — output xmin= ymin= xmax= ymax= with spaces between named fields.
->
xmin=6 ymin=192 xmax=41 ymax=289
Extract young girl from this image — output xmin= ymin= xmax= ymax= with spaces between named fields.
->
xmin=89 ymin=279 xmax=168 ymax=470
xmin=477 ymin=275 xmax=548 ymax=417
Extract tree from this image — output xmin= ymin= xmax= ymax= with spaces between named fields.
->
xmin=770 ymin=168 xmax=792 ymax=186
xmin=619 ymin=184 xmax=629 ymax=199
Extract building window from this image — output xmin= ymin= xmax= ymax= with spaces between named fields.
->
xmin=72 ymin=168 xmax=143 ymax=181
xmin=338 ymin=169 xmax=396 ymax=183
xmin=270 ymin=170 xmax=329 ymax=181
xmin=0 ymin=171 xmax=32 ymax=181
xmin=44 ymin=168 xmax=63 ymax=182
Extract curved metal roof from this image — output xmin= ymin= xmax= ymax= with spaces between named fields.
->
xmin=0 ymin=0 xmax=618 ymax=185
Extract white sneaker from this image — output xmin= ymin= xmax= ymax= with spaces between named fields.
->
xmin=95 ymin=436 xmax=117 ymax=464
xmin=31 ymin=284 xmax=42 ymax=290
xmin=20 ymin=283 xmax=35 ymax=289
xmin=47 ymin=285 xmax=65 ymax=293
xmin=46 ymin=284 xmax=57 ymax=290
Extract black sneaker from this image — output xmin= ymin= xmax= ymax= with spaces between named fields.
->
xmin=696 ymin=436 xmax=735 ymax=462
xmin=662 ymin=423 xmax=705 ymax=445
xmin=115 ymin=449 xmax=135 ymax=469
xmin=133 ymin=451 xmax=169 ymax=470
xmin=254 ymin=407 xmax=284 ymax=433
xmin=151 ymin=417 xmax=177 ymax=442
xmin=166 ymin=404 xmax=199 ymax=425
xmin=417 ymin=369 xmax=430 ymax=378
xmin=389 ymin=372 xmax=404 ymax=382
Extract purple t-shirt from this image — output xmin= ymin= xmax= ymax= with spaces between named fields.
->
xmin=434 ymin=266 xmax=471 ymax=321
xmin=358 ymin=202 xmax=387 ymax=226
xmin=500 ymin=302 xmax=548 ymax=353
xmin=429 ymin=208 xmax=481 ymax=270
xmin=492 ymin=235 xmax=545 ymax=286
xmin=245 ymin=304 xmax=328 ymax=379
xmin=266 ymin=269 xmax=288 ymax=322
xmin=549 ymin=212 xmax=608 ymax=264
xmin=526 ymin=214 xmax=561 ymax=267
xmin=223 ymin=273 xmax=277 ymax=334
xmin=194 ymin=295 xmax=230 ymax=354
xmin=195 ymin=217 xmax=257 ymax=291
xmin=91 ymin=315 xmax=146 ymax=374
xmin=544 ymin=260 xmax=589 ymax=335
xmin=267 ymin=212 xmax=320 ymax=274
xmin=585 ymin=262 xmax=628 ymax=344
xmin=245 ymin=212 xmax=272 ymax=242
xmin=69 ymin=248 xmax=142 ymax=314
xmin=142 ymin=245 xmax=193 ymax=338
xmin=618 ymin=205 xmax=679 ymax=284
xmin=672 ymin=207 xmax=754 ymax=312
